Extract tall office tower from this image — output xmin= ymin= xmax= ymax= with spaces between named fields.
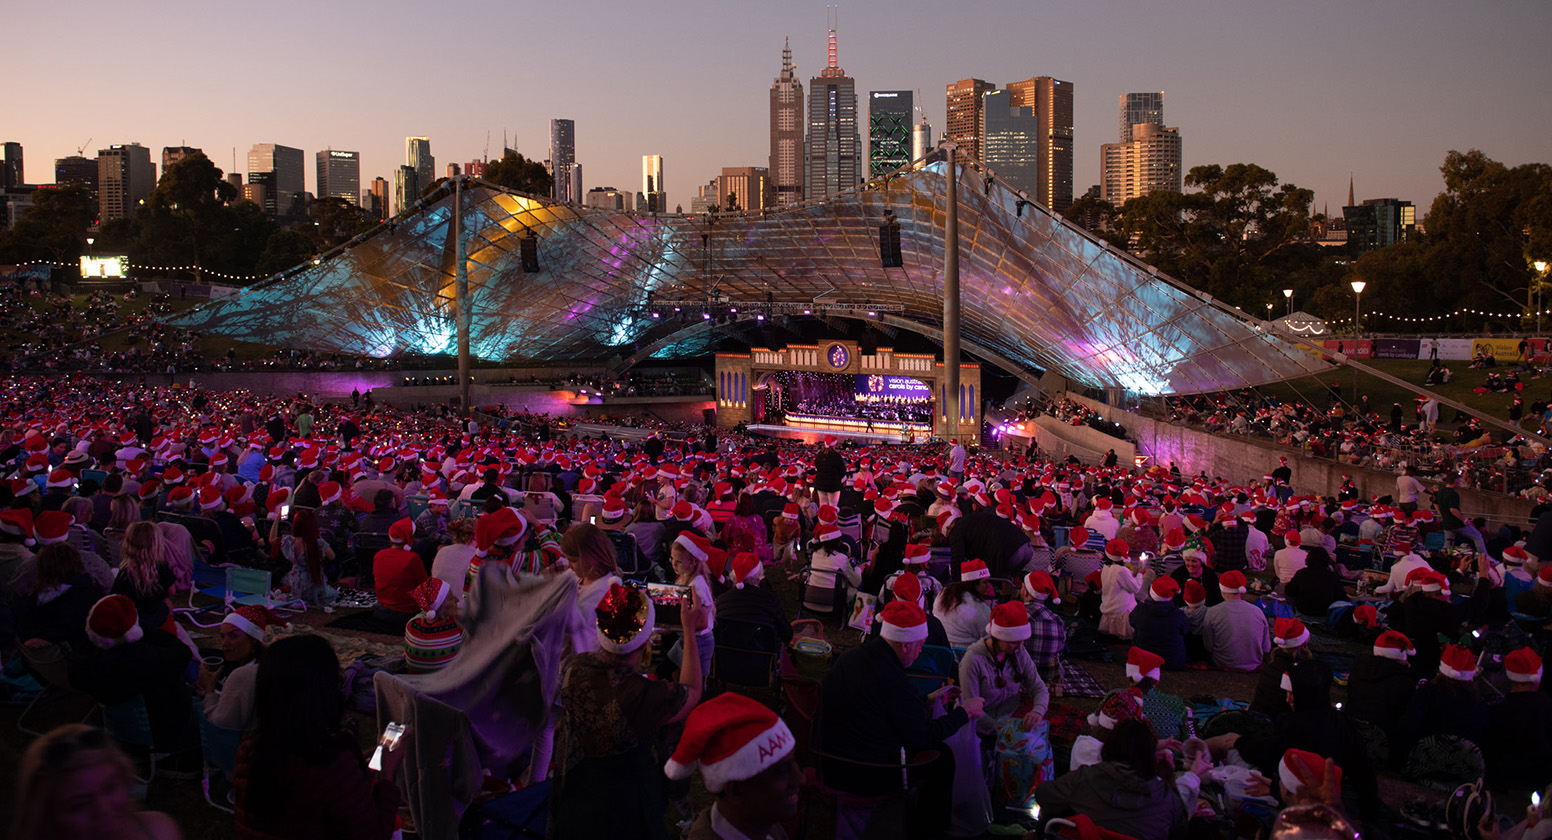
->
xmin=641 ymin=154 xmax=666 ymax=214
xmin=1101 ymin=123 xmax=1182 ymax=206
xmin=246 ymin=143 xmax=305 ymax=217
xmin=316 ymin=149 xmax=361 ymax=205
xmin=96 ymin=144 xmax=156 ymax=222
xmin=868 ymin=91 xmax=912 ymax=176
xmin=1118 ymin=92 xmax=1164 ymax=142
xmin=2 ymin=142 xmax=24 ymax=188
xmin=570 ymin=164 xmax=583 ymax=207
xmin=406 ymin=137 xmax=434 ymax=193
xmin=980 ymin=89 xmax=1039 ymax=197
xmin=805 ymin=17 xmax=860 ymax=199
xmin=368 ymin=177 xmax=390 ymax=220
xmin=1006 ymin=76 xmax=1075 ymax=213
xmin=242 ymin=183 xmax=266 ymax=208
xmin=550 ymin=119 xmax=577 ymax=203
xmin=394 ymin=166 xmax=418 ymax=215
xmin=714 ymin=167 xmax=772 ymax=212
xmin=161 ymin=145 xmax=201 ymax=174
xmin=446 ymin=163 xmax=461 ymax=178
xmin=911 ymin=116 xmax=934 ymax=167
xmin=768 ymin=38 xmax=805 ymax=206
xmin=55 ymin=156 xmax=98 ymax=194
xmin=945 ymin=79 xmax=995 ymax=161
xmin=226 ymin=172 xmax=243 ymax=189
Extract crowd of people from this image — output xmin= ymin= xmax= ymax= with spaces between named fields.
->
xmin=4 ymin=373 xmax=1552 ymax=840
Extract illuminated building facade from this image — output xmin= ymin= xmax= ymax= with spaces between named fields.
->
xmin=316 ymin=149 xmax=361 ymax=205
xmin=868 ymin=90 xmax=912 ymax=176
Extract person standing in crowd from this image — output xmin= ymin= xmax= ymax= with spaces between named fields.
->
xmin=1098 ymin=539 xmax=1144 ymax=640
xmin=813 ymin=436 xmax=844 ymax=508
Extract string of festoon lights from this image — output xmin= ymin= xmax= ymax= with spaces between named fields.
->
xmin=1320 ymin=307 xmax=1552 ymax=325
xmin=13 ymin=259 xmax=274 ymax=282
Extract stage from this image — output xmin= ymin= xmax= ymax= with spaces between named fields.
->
xmin=745 ymin=422 xmax=925 ymax=446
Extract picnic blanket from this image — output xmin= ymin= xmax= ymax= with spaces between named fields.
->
xmin=1056 ymin=658 xmax=1107 ymax=698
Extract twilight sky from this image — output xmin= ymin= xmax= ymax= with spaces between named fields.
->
xmin=8 ymin=0 xmax=1550 ymax=216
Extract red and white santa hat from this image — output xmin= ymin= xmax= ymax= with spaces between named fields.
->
xmin=389 ymin=517 xmax=416 ymax=545
xmin=86 ymin=595 xmax=143 ymax=649
xmin=411 ymin=578 xmax=452 ymax=615
xmin=1537 ymin=567 xmax=1552 ymax=588
xmin=672 ymin=500 xmax=695 ymax=521
xmin=1087 ymin=689 xmax=1142 ymax=731
xmin=729 ymin=552 xmax=763 ymax=589
xmin=1182 ymin=579 xmax=1207 ymax=607
xmin=892 ymin=572 xmax=924 ymax=607
xmin=318 ymin=481 xmax=342 ymax=505
xmin=674 ymin=532 xmax=712 ymax=563
xmin=33 ymin=511 xmax=73 ymax=546
xmin=1104 ymin=538 xmax=1130 ymax=562
xmin=813 ymin=523 xmax=842 ymax=543
xmin=1093 ymin=497 xmax=1113 ymax=512
xmin=223 ymin=603 xmax=289 ymax=641
xmin=0 ymin=508 xmax=37 ymax=546
xmin=1438 ymin=644 xmax=1477 ymax=681
xmin=601 ymin=497 xmax=628 ymax=521
xmin=1505 ymin=647 xmax=1543 ymax=684
xmin=1353 ymin=604 xmax=1380 ymax=629
xmin=1067 ymin=525 xmax=1090 ymax=547
xmin=1126 ymin=647 xmax=1164 ymax=682
xmin=1219 ymin=570 xmax=1247 ymax=594
xmin=1279 ymin=748 xmax=1341 ymax=798
xmin=1023 ymin=570 xmax=1059 ymax=604
xmin=779 ymin=502 xmax=800 ymax=520
xmin=1149 ymin=577 xmax=1180 ymax=602
xmin=878 ymin=600 xmax=929 ymax=643
xmin=960 ymin=559 xmax=990 ymax=582
xmin=1407 ymin=568 xmax=1446 ymax=593
xmin=1273 ymin=617 xmax=1310 ymax=648
xmin=1502 ymin=544 xmax=1529 ymax=565
xmin=664 ymin=692 xmax=795 ymax=793
xmin=1162 ymin=529 xmax=1187 ymax=551
xmin=474 ymin=507 xmax=526 ymax=556
xmin=1373 ymin=630 xmax=1414 ymax=661
xmin=1284 ymin=530 xmax=1302 ymax=547
xmin=897 ymin=543 xmax=930 ymax=566
xmin=46 ymin=468 xmax=76 ymax=490
xmin=986 ymin=601 xmax=1031 ymax=642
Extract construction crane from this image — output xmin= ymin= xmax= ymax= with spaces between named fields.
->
xmin=76 ymin=138 xmax=91 ymax=156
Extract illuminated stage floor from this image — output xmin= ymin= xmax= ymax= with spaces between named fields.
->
xmin=746 ymin=424 xmax=921 ymax=445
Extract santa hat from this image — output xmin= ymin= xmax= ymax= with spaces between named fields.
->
xmin=1182 ymin=579 xmax=1207 ymax=607
xmin=136 ymin=479 xmax=162 ymax=502
xmin=1125 ymin=647 xmax=1164 ymax=682
xmin=601 ymin=497 xmax=627 ymax=521
xmin=1218 ymin=570 xmax=1247 ymax=594
xmin=223 ymin=604 xmax=288 ymax=641
xmin=1408 ymin=568 xmax=1445 ymax=593
xmin=33 ymin=511 xmax=72 ymax=546
xmin=266 ymin=487 xmax=292 ymax=516
xmin=389 ymin=517 xmax=416 ymax=545
xmin=1184 ymin=514 xmax=1208 ymax=533
xmin=595 ymin=583 xmax=655 ymax=654
xmin=196 ymin=485 xmax=223 ymax=511
xmin=1438 ymin=644 xmax=1477 ymax=681
xmin=813 ymin=523 xmax=842 ymax=544
xmin=411 ymin=578 xmax=451 ymax=615
xmin=704 ymin=547 xmax=730 ymax=582
xmin=890 ymin=544 xmax=929 ymax=568
xmin=1149 ymin=577 xmax=1180 ymax=602
xmin=780 ymin=503 xmax=800 ymax=520
xmin=1104 ymin=538 xmax=1130 ymax=562
xmin=1284 ymin=530 xmax=1302 ymax=547
xmin=474 ymin=507 xmax=526 ymax=556
xmin=823 ymin=435 xmax=838 ymax=447
xmin=1093 ymin=497 xmax=1113 ymax=511
xmin=86 ymin=595 xmax=143 ymax=649
xmin=986 ymin=601 xmax=1031 ymax=642
xmin=878 ymin=600 xmax=929 ymax=643
xmin=1273 ymin=617 xmax=1311 ymax=648
xmin=1538 ymin=567 xmax=1552 ymax=588
xmin=1353 ymin=604 xmax=1380 ymax=629
xmin=1023 ymin=570 xmax=1059 ymax=604
xmin=729 ymin=552 xmax=763 ymax=589
xmin=1086 ymin=689 xmax=1142 ymax=730
xmin=671 ymin=500 xmax=694 ymax=521
xmin=318 ymin=481 xmax=342 ymax=505
xmin=1279 ymin=749 xmax=1341 ymax=798
xmin=1502 ymin=545 xmax=1529 ymax=565
xmin=675 ymin=532 xmax=712 ymax=564
xmin=0 ymin=509 xmax=36 ymax=545
xmin=46 ymin=468 xmax=76 ymax=490
xmin=1505 ymin=648 xmax=1543 ymax=684
xmin=1373 ymin=630 xmax=1414 ymax=661
xmin=664 ymin=692 xmax=795 ymax=793
xmin=1162 ymin=529 xmax=1186 ymax=551
xmin=817 ymin=504 xmax=839 ymax=524
xmin=960 ymin=559 xmax=990 ymax=582
xmin=1067 ymin=526 xmax=1090 ymax=548
xmin=892 ymin=572 xmax=924 ymax=606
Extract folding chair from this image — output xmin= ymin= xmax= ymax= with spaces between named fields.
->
xmin=711 ymin=618 xmax=782 ymax=692
xmin=796 ymin=568 xmax=846 ymax=620
xmin=904 ymin=644 xmax=956 ymax=697
xmin=406 ymin=494 xmax=429 ymax=523
xmin=194 ymin=702 xmax=243 ymax=813
xmin=607 ymin=530 xmax=653 ymax=582
xmin=182 ymin=567 xmax=304 ymax=627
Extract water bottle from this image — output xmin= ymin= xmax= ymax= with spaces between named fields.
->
xmin=1185 ymin=706 xmax=1199 ymax=739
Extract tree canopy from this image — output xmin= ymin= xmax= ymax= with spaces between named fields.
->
xmin=480 ymin=150 xmax=553 ymax=196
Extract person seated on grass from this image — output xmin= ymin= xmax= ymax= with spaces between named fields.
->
xmin=11 ymin=724 xmax=183 ymax=840
xmin=1199 ymin=570 xmax=1270 ymax=672
xmin=1169 ymin=540 xmax=1221 ymax=606
xmin=1019 ymin=570 xmax=1066 ymax=683
xmin=1251 ymin=618 xmax=1328 ymax=720
xmin=1484 ymin=648 xmax=1552 ymax=795
xmin=1035 ymin=718 xmax=1189 ymax=840
xmin=1069 ymin=687 xmax=1144 ymax=770
xmin=936 ymin=560 xmax=995 ymax=649
xmin=958 ymin=602 xmax=1049 ymax=737
xmin=869 ymin=572 xmax=950 ymax=647
xmin=1129 ymin=576 xmax=1188 ymax=671
xmin=1180 ymin=579 xmax=1213 ymax=662
xmin=663 ymin=692 xmax=802 ymax=840
xmin=403 ymin=577 xmax=462 ymax=674
xmin=199 ymin=604 xmax=284 ymax=731
xmin=1286 ymin=548 xmax=1348 ymax=618
xmin=69 ymin=595 xmax=193 ymax=753
xmin=1343 ymin=630 xmax=1418 ymax=748
xmin=1397 ymin=643 xmax=1490 ymax=752
xmin=372 ymin=517 xmax=427 ymax=628
xmin=1116 ymin=647 xmax=1192 ymax=743
xmin=1098 ymin=538 xmax=1145 ymax=640
xmin=1390 ymin=569 xmax=1463 ymax=678
xmin=15 ymin=542 xmax=103 ymax=650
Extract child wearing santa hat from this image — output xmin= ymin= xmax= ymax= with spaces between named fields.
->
xmin=1098 ymin=538 xmax=1145 ymax=640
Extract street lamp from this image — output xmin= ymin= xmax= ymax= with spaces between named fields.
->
xmin=1537 ymin=260 xmax=1549 ymax=336
xmin=1282 ymin=288 xmax=1294 ymax=317
xmin=1265 ymin=302 xmax=1273 ymax=321
xmin=1350 ymin=280 xmax=1366 ymax=402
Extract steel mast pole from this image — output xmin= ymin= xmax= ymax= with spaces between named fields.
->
xmin=455 ymin=176 xmax=470 ymax=414
xmin=943 ymin=143 xmax=961 ymax=442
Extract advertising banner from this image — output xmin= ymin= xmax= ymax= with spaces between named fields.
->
xmin=1471 ymin=338 xmax=1525 ymax=361
xmin=1372 ymin=339 xmax=1420 ymax=359
xmin=1435 ymin=338 xmax=1474 ymax=360
xmin=855 ymin=373 xmax=932 ymax=402
xmin=1319 ymin=340 xmax=1371 ymax=359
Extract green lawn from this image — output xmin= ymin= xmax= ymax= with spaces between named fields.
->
xmin=1251 ymin=359 xmax=1542 ymax=427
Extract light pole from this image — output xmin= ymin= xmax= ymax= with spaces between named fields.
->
xmin=1350 ymin=280 xmax=1366 ymax=402
xmin=1265 ymin=302 xmax=1273 ymax=321
xmin=1536 ymin=260 xmax=1548 ymax=337
xmin=1283 ymin=288 xmax=1293 ymax=317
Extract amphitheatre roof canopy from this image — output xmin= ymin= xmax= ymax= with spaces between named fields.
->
xmin=169 ymin=163 xmax=1328 ymax=395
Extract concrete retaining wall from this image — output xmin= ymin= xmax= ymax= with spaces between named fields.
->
xmin=1034 ymin=416 xmax=1136 ymax=465
xmin=1064 ymin=392 xmax=1536 ymax=527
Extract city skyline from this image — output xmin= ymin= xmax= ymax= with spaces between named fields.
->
xmin=5 ymin=0 xmax=1550 ymax=217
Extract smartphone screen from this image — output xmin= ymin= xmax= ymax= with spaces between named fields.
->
xmin=279 ymin=504 xmax=291 ymax=517
xmin=590 ymin=514 xmax=598 ymax=525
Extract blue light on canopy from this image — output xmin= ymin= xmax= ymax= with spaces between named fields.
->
xmin=167 ymin=172 xmax=1330 ymax=396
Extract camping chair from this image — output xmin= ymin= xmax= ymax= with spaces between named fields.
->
xmin=16 ymin=639 xmax=95 ymax=736
xmin=796 ymin=568 xmax=847 ymax=620
xmin=182 ymin=567 xmax=304 ymax=627
xmin=836 ymin=508 xmax=863 ymax=544
xmin=711 ymin=618 xmax=782 ymax=692
xmin=194 ymin=701 xmax=243 ymax=813
xmin=811 ymin=698 xmax=941 ymax=840
xmin=607 ymin=530 xmax=653 ymax=582
xmin=905 ymin=645 xmax=956 ymax=697
xmin=406 ymin=494 xmax=429 ymax=523
xmin=101 ymin=695 xmax=178 ymax=785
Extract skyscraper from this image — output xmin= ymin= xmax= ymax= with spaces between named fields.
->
xmin=1118 ymin=92 xmax=1164 ymax=143
xmin=980 ymin=89 xmax=1039 ymax=197
xmin=805 ymin=17 xmax=860 ymax=200
xmin=550 ymin=119 xmax=577 ymax=203
xmin=868 ymin=91 xmax=912 ymax=176
xmin=2 ymin=142 xmax=23 ymax=189
xmin=54 ymin=156 xmax=97 ymax=195
xmin=246 ymin=143 xmax=304 ymax=217
xmin=406 ymin=137 xmax=434 ymax=195
xmin=714 ymin=167 xmax=772 ymax=212
xmin=945 ymin=78 xmax=995 ymax=161
xmin=161 ymin=146 xmax=201 ymax=174
xmin=368 ymin=176 xmax=390 ymax=220
xmin=1101 ymin=123 xmax=1182 ymax=206
xmin=394 ymin=166 xmax=418 ymax=216
xmin=316 ymin=149 xmax=361 ymax=205
xmin=642 ymin=155 xmax=666 ymax=214
xmin=769 ymin=38 xmax=805 ymax=206
xmin=911 ymin=116 xmax=934 ymax=168
xmin=1006 ymin=76 xmax=1075 ymax=213
xmin=97 ymin=144 xmax=156 ymax=222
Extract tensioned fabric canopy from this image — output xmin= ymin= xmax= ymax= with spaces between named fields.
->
xmin=169 ymin=163 xmax=1329 ymax=395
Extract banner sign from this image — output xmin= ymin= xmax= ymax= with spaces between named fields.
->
xmin=855 ymin=374 xmax=932 ymax=401
xmin=1372 ymin=338 xmax=1420 ymax=359
xmin=1319 ymin=340 xmax=1371 ymax=359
